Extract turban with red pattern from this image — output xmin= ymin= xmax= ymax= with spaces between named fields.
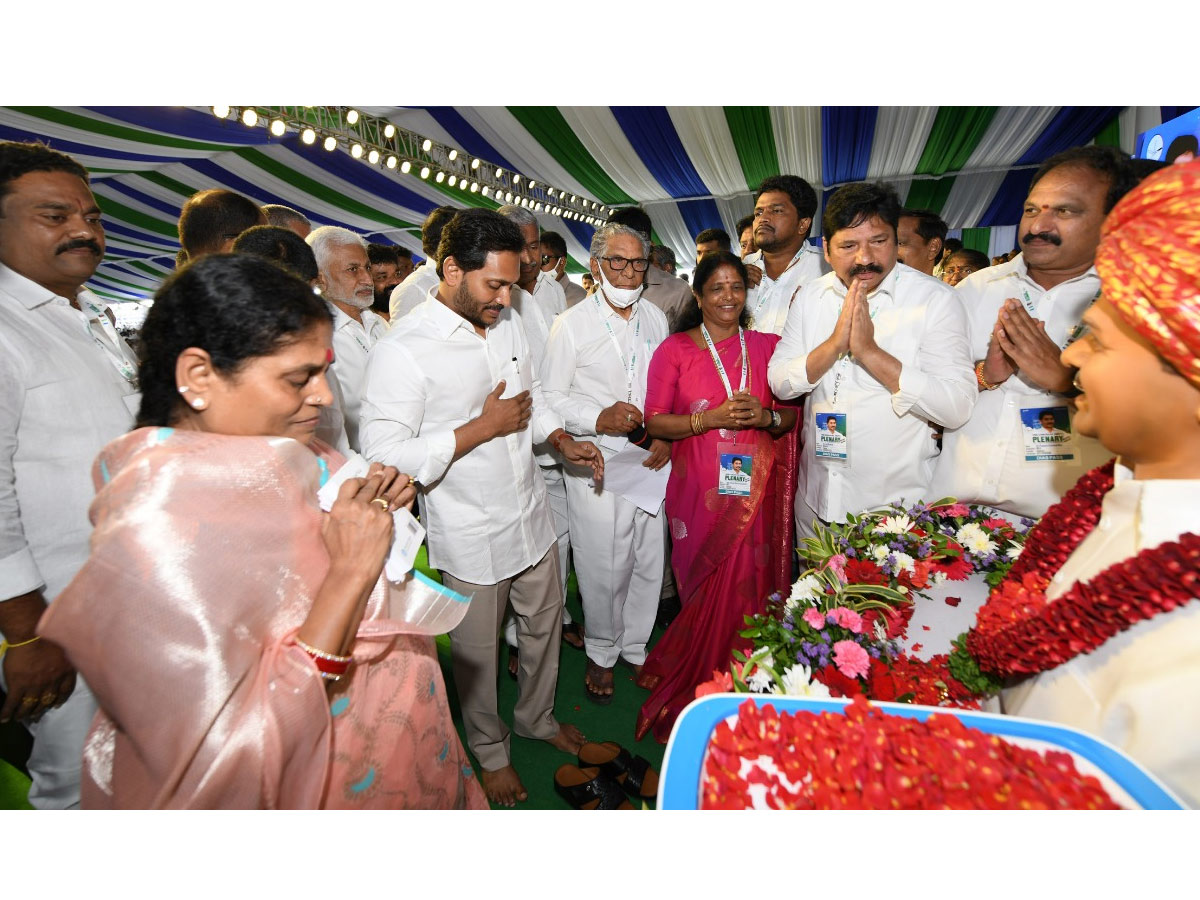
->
xmin=1095 ymin=159 xmax=1200 ymax=388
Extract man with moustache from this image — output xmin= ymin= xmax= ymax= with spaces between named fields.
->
xmin=743 ymin=175 xmax=829 ymax=335
xmin=768 ymin=182 xmax=975 ymax=539
xmin=0 ymin=141 xmax=140 ymax=807
xmin=896 ymin=209 xmax=947 ymax=277
xmin=930 ymin=146 xmax=1138 ymax=520
xmin=606 ymin=207 xmax=693 ymax=331
xmin=307 ymin=226 xmax=386 ymax=453
xmin=367 ymin=242 xmax=404 ymax=320
xmin=360 ymin=209 xmax=600 ymax=807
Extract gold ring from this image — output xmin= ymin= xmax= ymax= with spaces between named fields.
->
xmin=370 ymin=498 xmax=390 ymax=510
xmin=19 ymin=695 xmax=38 ymax=708
xmin=40 ymin=692 xmax=57 ymax=706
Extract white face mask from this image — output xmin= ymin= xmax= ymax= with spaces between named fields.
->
xmin=597 ymin=268 xmax=643 ymax=309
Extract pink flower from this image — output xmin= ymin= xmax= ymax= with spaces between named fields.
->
xmin=825 ymin=553 xmax=848 ymax=582
xmin=828 ymin=607 xmax=864 ymax=634
xmin=939 ymin=503 xmax=969 ymax=517
xmin=802 ymin=608 xmax=826 ymax=629
xmin=832 ymin=640 xmax=870 ymax=679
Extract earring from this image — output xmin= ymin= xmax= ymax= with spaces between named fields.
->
xmin=191 ymin=397 xmax=207 ymax=410
xmin=1073 ymin=374 xmax=1084 ymax=393
xmin=178 ymin=385 xmax=189 ymax=394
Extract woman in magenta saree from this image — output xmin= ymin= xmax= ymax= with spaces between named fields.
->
xmin=636 ymin=252 xmax=797 ymax=742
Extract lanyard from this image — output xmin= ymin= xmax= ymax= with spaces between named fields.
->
xmin=700 ymin=324 xmax=749 ymax=399
xmin=829 ymin=282 xmax=885 ymax=408
xmin=593 ymin=293 xmax=640 ymax=403
xmin=77 ymin=295 xmax=137 ymax=386
xmin=750 ymin=248 xmax=806 ymax=320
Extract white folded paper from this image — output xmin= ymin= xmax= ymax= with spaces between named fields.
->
xmin=600 ymin=445 xmax=670 ymax=514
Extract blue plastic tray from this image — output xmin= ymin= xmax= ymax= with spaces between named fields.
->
xmin=659 ymin=694 xmax=1184 ymax=810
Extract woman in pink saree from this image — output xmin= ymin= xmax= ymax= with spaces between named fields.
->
xmin=636 ymin=252 xmax=798 ymax=742
xmin=39 ymin=255 xmax=485 ymax=809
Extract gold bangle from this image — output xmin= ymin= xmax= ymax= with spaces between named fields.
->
xmin=975 ymin=360 xmax=997 ymax=391
xmin=294 ymin=637 xmax=352 ymax=664
xmin=0 ymin=635 xmax=40 ymax=657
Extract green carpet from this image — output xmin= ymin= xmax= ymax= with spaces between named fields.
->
xmin=0 ymin=558 xmax=670 ymax=811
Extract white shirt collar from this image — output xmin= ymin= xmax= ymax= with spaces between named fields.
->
xmin=827 ymin=260 xmax=902 ymax=304
xmin=976 ymin=253 xmax=1098 ymax=291
xmin=0 ymin=261 xmax=83 ymax=309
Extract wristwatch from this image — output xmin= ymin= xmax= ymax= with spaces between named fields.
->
xmin=768 ymin=409 xmax=782 ymax=428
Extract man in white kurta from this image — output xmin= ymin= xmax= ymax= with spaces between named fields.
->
xmin=743 ymin=175 xmax=829 ymax=336
xmin=359 ymin=208 xmax=598 ymax=805
xmin=0 ymin=145 xmax=140 ymax=808
xmin=768 ymin=182 xmax=975 ymax=539
xmin=307 ymin=226 xmax=387 ymax=453
xmin=542 ymin=224 xmax=669 ymax=698
xmin=930 ymin=149 xmax=1138 ymax=519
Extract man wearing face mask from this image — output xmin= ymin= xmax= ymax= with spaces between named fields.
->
xmin=540 ymin=230 xmax=587 ymax=308
xmin=768 ymin=181 xmax=975 ymax=539
xmin=307 ymin=226 xmax=387 ymax=453
xmin=542 ymin=223 xmax=670 ymax=705
xmin=607 ymin=207 xmax=693 ymax=332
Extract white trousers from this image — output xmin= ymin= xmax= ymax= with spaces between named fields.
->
xmin=565 ymin=471 xmax=664 ymax=668
xmin=0 ymin=670 xmax=94 ymax=809
xmin=504 ymin=464 xmax=571 ymax=648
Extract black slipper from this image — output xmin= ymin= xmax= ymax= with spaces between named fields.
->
xmin=577 ymin=741 xmax=659 ymax=800
xmin=553 ymin=764 xmax=632 ymax=809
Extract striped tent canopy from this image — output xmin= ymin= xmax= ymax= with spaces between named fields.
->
xmin=0 ymin=105 xmax=1190 ymax=304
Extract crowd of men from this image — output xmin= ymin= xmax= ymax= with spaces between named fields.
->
xmin=0 ymin=135 xmax=1160 ymax=808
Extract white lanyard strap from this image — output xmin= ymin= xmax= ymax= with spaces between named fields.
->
xmin=700 ymin=324 xmax=748 ymax=400
xmin=593 ymin=293 xmax=640 ymax=403
xmin=751 ymin=248 xmax=805 ymax=318
xmin=78 ymin=296 xmax=137 ymax=386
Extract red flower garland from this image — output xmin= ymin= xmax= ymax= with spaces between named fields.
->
xmin=965 ymin=461 xmax=1200 ymax=678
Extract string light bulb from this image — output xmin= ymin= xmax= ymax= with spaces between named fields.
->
xmin=471 ymin=158 xmax=480 ymax=169
xmin=419 ymin=166 xmax=430 ymax=179
xmin=384 ymin=123 xmax=396 ymax=138
xmin=422 ymin=139 xmax=432 ymax=152
xmin=448 ymin=149 xmax=458 ymax=161
xmin=401 ymin=160 xmax=412 ymax=173
xmin=350 ymin=143 xmax=363 ymax=159
xmin=367 ymin=148 xmax=380 ymax=165
xmin=435 ymin=171 xmax=445 ymax=183
xmin=269 ymin=119 xmax=286 ymax=137
xmin=346 ymin=109 xmax=359 ymax=125
xmin=386 ymin=155 xmax=397 ymax=169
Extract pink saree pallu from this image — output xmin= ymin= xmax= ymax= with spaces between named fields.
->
xmin=39 ymin=428 xmax=485 ymax=809
xmin=636 ymin=331 xmax=796 ymax=743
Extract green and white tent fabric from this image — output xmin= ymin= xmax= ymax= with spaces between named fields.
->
xmin=0 ymin=105 xmax=1185 ymax=304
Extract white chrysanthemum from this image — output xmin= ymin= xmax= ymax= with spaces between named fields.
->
xmin=873 ymin=514 xmax=913 ymax=535
xmin=780 ymin=664 xmax=832 ymax=698
xmin=746 ymin=667 xmax=774 ymax=693
xmin=786 ymin=574 xmax=822 ymax=611
xmin=1005 ymin=542 xmax=1023 ymax=560
xmin=872 ymin=545 xmax=890 ymax=562
xmin=892 ymin=551 xmax=916 ymax=573
xmin=956 ymin=523 xmax=997 ymax=555
xmin=930 ymin=570 xmax=948 ymax=586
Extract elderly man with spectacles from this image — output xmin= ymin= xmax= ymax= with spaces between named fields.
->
xmin=542 ymin=223 xmax=670 ymax=705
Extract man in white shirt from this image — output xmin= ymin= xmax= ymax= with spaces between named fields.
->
xmin=496 ymin=206 xmax=581 ymax=668
xmin=930 ymin=146 xmax=1139 ymax=520
xmin=359 ymin=209 xmax=602 ymax=807
xmin=743 ymin=175 xmax=829 ymax=336
xmin=539 ymin=230 xmax=587 ymax=308
xmin=607 ymin=207 xmax=693 ymax=332
xmin=542 ymin=223 xmax=670 ymax=704
xmin=306 ymin=226 xmax=386 ymax=453
xmin=0 ymin=142 xmax=140 ymax=808
xmin=388 ymin=205 xmax=457 ymax=322
xmin=737 ymin=214 xmax=755 ymax=257
xmin=896 ymin=209 xmax=947 ymax=277
xmin=768 ymin=181 xmax=975 ymax=539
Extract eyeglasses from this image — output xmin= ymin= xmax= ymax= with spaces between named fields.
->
xmin=540 ymin=254 xmax=562 ymax=265
xmin=943 ymin=265 xmax=978 ymax=277
xmin=601 ymin=256 xmax=650 ymax=272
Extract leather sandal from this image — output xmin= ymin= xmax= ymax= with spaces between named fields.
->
xmin=553 ymin=764 xmax=633 ymax=810
xmin=584 ymin=660 xmax=613 ymax=705
xmin=577 ymin=740 xmax=659 ymax=800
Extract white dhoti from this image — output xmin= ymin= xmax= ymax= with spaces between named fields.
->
xmin=565 ymin=470 xmax=664 ymax=668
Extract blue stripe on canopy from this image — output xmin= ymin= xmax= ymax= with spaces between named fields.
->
xmin=676 ymin=197 xmax=725 ymax=242
xmin=977 ymin=169 xmax=1035 ymax=228
xmin=1016 ymin=106 xmax=1123 ymax=164
xmin=100 ymin=178 xmax=194 ymax=219
xmin=86 ymin=106 xmax=269 ymax=146
xmin=275 ymin=136 xmax=436 ymax=216
xmin=183 ymin=157 xmax=317 ymax=215
xmin=425 ymin=107 xmax=516 ymax=172
xmin=100 ymin=219 xmax=180 ymax=248
xmin=0 ymin=123 xmax=173 ymax=164
xmin=610 ymin=107 xmax=710 ymax=199
xmin=822 ymin=106 xmax=877 ymax=186
xmin=95 ymin=241 xmax=159 ymax=259
xmin=563 ymin=218 xmax=597 ymax=255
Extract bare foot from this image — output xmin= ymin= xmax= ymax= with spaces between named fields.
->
xmin=507 ymin=646 xmax=519 ymax=679
xmin=545 ymin=722 xmax=586 ymax=755
xmin=480 ymin=765 xmax=528 ymax=808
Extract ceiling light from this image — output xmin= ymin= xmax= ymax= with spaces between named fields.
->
xmin=505 ymin=192 xmax=512 ymax=203
xmin=422 ymin=139 xmax=432 ymax=152
xmin=350 ymin=143 xmax=363 ymax=159
xmin=301 ymin=127 xmax=316 ymax=145
xmin=470 ymin=182 xmax=479 ymax=192
xmin=471 ymin=158 xmax=480 ymax=169
xmin=241 ymin=108 xmax=258 ymax=127
xmin=447 ymin=175 xmax=457 ymax=186
xmin=420 ymin=166 xmax=430 ymax=179
xmin=513 ymin=175 xmax=521 ymax=185
xmin=548 ymin=188 xmax=556 ymax=198
xmin=528 ymin=180 xmax=536 ymax=189
xmin=269 ymin=119 xmax=286 ymax=137
xmin=346 ymin=109 xmax=359 ymax=125
xmin=400 ymin=160 xmax=412 ymax=173
xmin=481 ymin=186 xmax=490 ymax=197
xmin=212 ymin=105 xmax=230 ymax=119
xmin=323 ymin=136 xmax=337 ymax=152
xmin=435 ymin=171 xmax=445 ymax=183
xmin=385 ymin=155 xmax=397 ymax=169
xmin=495 ymin=167 xmax=503 ymax=178
xmin=384 ymin=123 xmax=395 ymax=138
xmin=367 ymin=148 xmax=380 ymax=164
xmin=448 ymin=149 xmax=458 ymax=161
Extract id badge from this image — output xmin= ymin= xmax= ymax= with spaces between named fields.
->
xmin=1020 ymin=404 xmax=1078 ymax=464
xmin=814 ymin=410 xmax=849 ymax=463
xmin=717 ymin=442 xmax=753 ymax=496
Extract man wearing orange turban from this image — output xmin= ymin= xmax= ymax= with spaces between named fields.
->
xmin=1000 ymin=160 xmax=1200 ymax=807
